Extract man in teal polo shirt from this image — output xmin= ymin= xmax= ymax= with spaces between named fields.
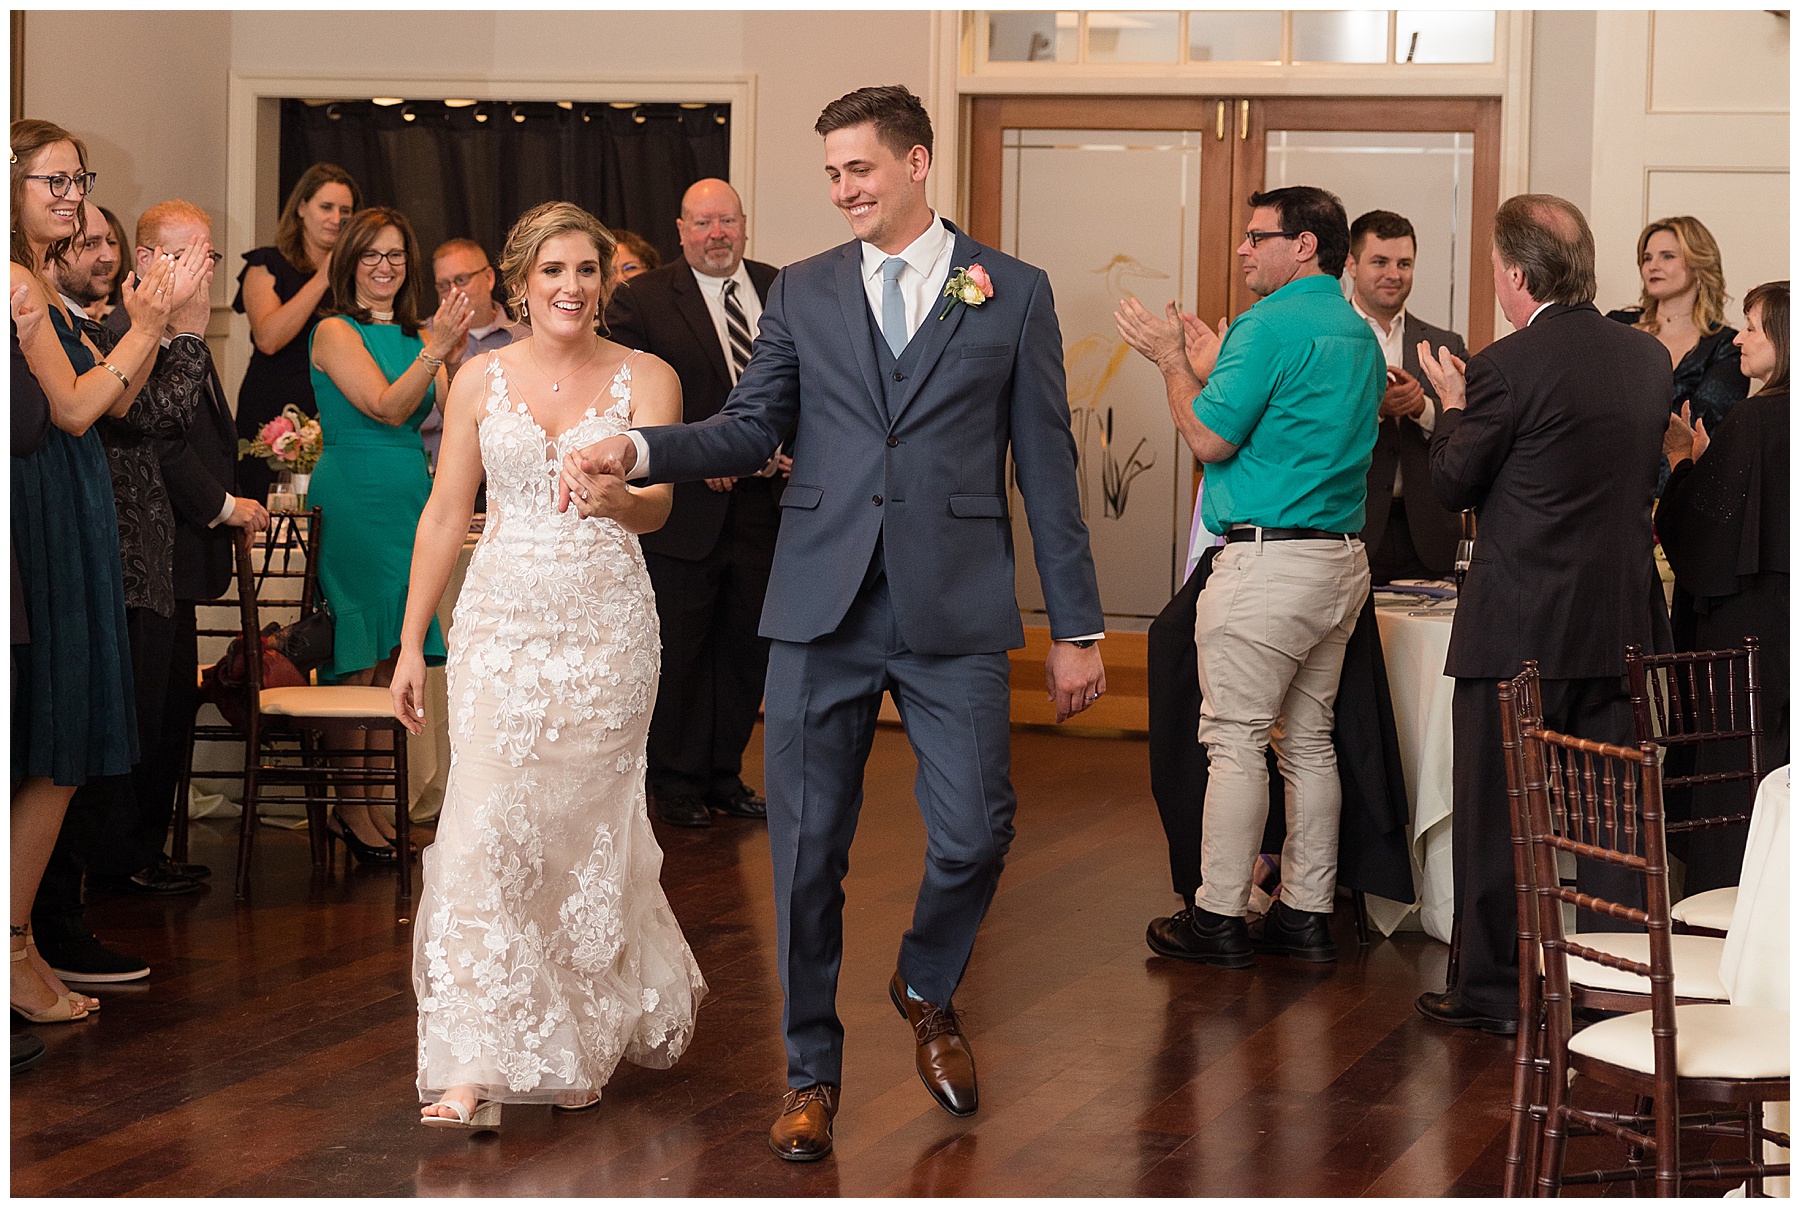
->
xmin=1118 ymin=185 xmax=1385 ymax=967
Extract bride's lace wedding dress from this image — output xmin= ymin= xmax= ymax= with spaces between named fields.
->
xmin=414 ymin=352 xmax=705 ymax=1106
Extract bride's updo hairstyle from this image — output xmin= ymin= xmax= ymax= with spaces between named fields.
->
xmin=498 ymin=201 xmax=619 ymax=325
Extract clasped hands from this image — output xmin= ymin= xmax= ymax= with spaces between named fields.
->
xmin=557 ymin=434 xmax=638 ymax=520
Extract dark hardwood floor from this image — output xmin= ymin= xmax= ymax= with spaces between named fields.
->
xmin=13 ymin=725 xmax=1673 ymax=1196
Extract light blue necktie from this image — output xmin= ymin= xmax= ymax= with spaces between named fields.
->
xmin=880 ymin=256 xmax=909 ymax=357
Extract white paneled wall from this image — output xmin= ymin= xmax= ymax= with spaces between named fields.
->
xmin=1588 ymin=11 xmax=1789 ymax=328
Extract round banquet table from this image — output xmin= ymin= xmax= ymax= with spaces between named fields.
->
xmin=1363 ymin=594 xmax=1458 ymax=941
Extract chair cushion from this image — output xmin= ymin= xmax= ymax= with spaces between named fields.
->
xmin=259 ymin=685 xmax=396 ymax=719
xmin=1569 ymin=1003 xmax=1789 ymax=1079
xmin=1671 ymin=886 xmax=1738 ymax=933
xmin=1567 ymin=933 xmax=1728 ymax=1001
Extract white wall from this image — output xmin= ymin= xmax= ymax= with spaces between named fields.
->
xmin=1587 ymin=10 xmax=1789 ymax=328
xmin=24 ymin=9 xmax=935 ymax=397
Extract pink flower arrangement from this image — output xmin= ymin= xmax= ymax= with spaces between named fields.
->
xmin=239 ymin=404 xmax=324 ymax=474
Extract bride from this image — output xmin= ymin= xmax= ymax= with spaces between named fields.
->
xmin=391 ymin=201 xmax=705 ymax=1131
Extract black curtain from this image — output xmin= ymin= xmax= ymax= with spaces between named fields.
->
xmin=278 ymin=99 xmax=730 ymax=274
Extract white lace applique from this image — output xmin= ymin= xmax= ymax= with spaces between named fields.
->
xmin=414 ymin=351 xmax=705 ymax=1105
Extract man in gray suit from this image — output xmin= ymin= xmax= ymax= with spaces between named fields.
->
xmin=1346 ymin=209 xmax=1469 ymax=583
xmin=565 ymin=85 xmax=1105 ymax=1161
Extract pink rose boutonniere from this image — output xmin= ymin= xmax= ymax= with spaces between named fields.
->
xmin=938 ymin=263 xmax=995 ymax=320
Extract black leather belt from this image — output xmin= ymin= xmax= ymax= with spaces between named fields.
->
xmin=1224 ymin=526 xmax=1352 ymax=543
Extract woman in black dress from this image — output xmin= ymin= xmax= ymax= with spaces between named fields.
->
xmin=1607 ymin=216 xmax=1750 ymax=445
xmin=1658 ymin=280 xmax=1789 ymax=892
xmin=231 ymin=162 xmax=359 ymax=504
xmin=9 ymin=118 xmax=193 ymax=1023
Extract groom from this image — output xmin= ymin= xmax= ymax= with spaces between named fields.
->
xmin=565 ymin=85 xmax=1105 ymax=1161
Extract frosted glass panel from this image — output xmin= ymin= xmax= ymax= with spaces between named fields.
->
xmin=1395 ymin=10 xmax=1495 ymax=63
xmin=1265 ymin=129 xmax=1475 ymax=339
xmin=1001 ymin=128 xmax=1205 ymax=619
xmin=1291 ymin=10 xmax=1388 ymax=63
xmin=988 ymin=11 xmax=1078 ymax=62
xmin=1187 ymin=10 xmax=1283 ymax=62
xmin=1085 ymin=11 xmax=1180 ymax=63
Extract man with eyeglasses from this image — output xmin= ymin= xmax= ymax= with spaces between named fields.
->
xmin=602 ymin=176 xmax=782 ymax=831
xmin=419 ymin=238 xmax=525 ymax=465
xmin=1118 ymin=185 xmax=1385 ymax=969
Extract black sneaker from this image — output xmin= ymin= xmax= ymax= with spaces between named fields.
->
xmin=1248 ymin=900 xmax=1338 ymax=962
xmin=35 ymin=929 xmax=151 ymax=984
xmin=1145 ymin=905 xmax=1254 ymax=968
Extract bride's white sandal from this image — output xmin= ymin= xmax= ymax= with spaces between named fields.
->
xmin=420 ymin=1097 xmax=501 ymax=1131
xmin=552 ymin=1092 xmax=601 ymax=1113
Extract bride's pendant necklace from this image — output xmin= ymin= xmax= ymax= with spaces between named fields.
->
xmin=530 ymin=336 xmax=600 ymax=393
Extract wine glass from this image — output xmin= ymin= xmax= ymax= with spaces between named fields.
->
xmin=1454 ymin=509 xmax=1476 ymax=593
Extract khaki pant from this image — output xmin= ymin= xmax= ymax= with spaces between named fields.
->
xmin=1193 ymin=535 xmax=1370 ymax=916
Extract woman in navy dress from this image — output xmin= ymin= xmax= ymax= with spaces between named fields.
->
xmin=9 ymin=118 xmax=197 ymax=1023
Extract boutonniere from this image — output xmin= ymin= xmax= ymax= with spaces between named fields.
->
xmin=937 ymin=264 xmax=994 ymax=320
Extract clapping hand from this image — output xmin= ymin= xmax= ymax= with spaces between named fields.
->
xmin=424 ymin=289 xmax=474 ymax=364
xmin=10 ymin=283 xmax=43 ymax=347
xmin=120 ymin=250 xmax=181 ymax=333
xmin=1416 ymin=340 xmax=1467 ymax=412
xmin=1664 ymin=401 xmax=1709 ymax=467
xmin=1380 ymin=366 xmax=1428 ymax=419
xmin=1115 ymin=297 xmax=1186 ymax=371
xmin=1178 ymin=312 xmax=1228 ymax=383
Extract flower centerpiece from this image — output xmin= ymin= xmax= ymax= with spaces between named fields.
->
xmin=239 ymin=405 xmax=324 ymax=476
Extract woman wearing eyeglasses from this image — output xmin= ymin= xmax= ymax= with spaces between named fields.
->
xmin=307 ymin=207 xmax=472 ymax=862
xmin=9 ymin=118 xmax=195 ymax=1024
xmin=232 ymin=162 xmax=360 ymax=507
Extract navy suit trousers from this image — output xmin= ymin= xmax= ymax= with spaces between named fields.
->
xmin=762 ymin=550 xmax=1015 ymax=1089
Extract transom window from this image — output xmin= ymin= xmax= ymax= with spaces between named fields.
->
xmin=982 ymin=10 xmax=1497 ymax=67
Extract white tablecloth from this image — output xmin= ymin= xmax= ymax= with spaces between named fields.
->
xmin=1364 ymin=596 xmax=1458 ymax=941
xmin=1720 ymin=766 xmax=1789 ymax=1196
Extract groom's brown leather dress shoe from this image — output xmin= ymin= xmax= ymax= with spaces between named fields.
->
xmin=769 ymin=1084 xmax=839 ymax=1161
xmin=889 ymin=972 xmax=978 ymax=1117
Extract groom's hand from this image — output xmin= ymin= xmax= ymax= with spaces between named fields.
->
xmin=559 ymin=435 xmax=637 ymax=512
xmin=1047 ymin=641 xmax=1106 ymax=724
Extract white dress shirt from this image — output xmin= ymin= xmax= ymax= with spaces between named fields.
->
xmin=1352 ymin=297 xmax=1435 ymax=498
xmin=859 ymin=213 xmax=955 ymax=347
xmin=690 ymin=261 xmax=763 ymax=385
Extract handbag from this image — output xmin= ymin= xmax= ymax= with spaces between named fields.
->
xmin=199 ymin=624 xmax=308 ymax=731
xmin=268 ymin=606 xmax=335 ymax=674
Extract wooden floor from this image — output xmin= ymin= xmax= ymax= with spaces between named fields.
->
xmin=13 ymin=725 xmax=1687 ymax=1197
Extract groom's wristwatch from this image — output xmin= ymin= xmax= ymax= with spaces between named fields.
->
xmin=1065 ymin=638 xmax=1098 ymax=649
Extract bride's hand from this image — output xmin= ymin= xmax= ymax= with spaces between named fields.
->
xmin=391 ymin=648 xmax=429 ymax=735
xmin=559 ymin=460 xmax=632 ymax=520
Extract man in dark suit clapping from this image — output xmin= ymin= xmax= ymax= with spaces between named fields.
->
xmin=1346 ymin=209 xmax=1469 ymax=583
xmin=604 ymin=179 xmax=781 ymax=829
xmin=1414 ymin=194 xmax=1671 ymax=1035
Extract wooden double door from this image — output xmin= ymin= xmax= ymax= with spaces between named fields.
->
xmin=968 ymin=95 xmax=1501 ymax=621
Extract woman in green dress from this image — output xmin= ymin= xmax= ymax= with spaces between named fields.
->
xmin=309 ymin=207 xmax=472 ymax=862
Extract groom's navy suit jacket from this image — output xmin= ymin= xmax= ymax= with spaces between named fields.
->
xmin=637 ymin=219 xmax=1103 ymax=654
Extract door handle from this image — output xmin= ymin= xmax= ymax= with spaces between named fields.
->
xmin=1239 ymin=99 xmax=1249 ymax=140
xmin=1215 ymin=100 xmax=1226 ymax=141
